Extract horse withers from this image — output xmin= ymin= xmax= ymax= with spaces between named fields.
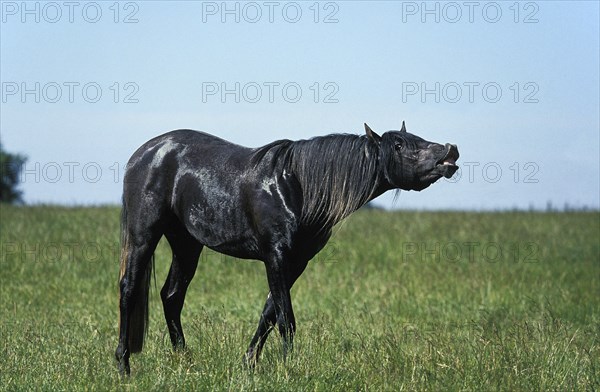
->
xmin=115 ymin=122 xmax=459 ymax=375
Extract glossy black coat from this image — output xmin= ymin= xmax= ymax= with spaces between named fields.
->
xmin=114 ymin=123 xmax=459 ymax=374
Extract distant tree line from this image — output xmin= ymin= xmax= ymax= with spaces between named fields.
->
xmin=0 ymin=142 xmax=27 ymax=204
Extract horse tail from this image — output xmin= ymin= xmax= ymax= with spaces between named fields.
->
xmin=118 ymin=198 xmax=154 ymax=353
xmin=118 ymin=198 xmax=128 ymax=289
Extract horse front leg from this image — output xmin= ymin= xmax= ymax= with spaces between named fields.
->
xmin=246 ymin=257 xmax=310 ymax=367
xmin=264 ymin=258 xmax=296 ymax=359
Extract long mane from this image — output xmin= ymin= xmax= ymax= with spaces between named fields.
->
xmin=287 ymin=134 xmax=381 ymax=227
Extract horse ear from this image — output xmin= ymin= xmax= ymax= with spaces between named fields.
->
xmin=400 ymin=121 xmax=407 ymax=133
xmin=364 ymin=123 xmax=381 ymax=144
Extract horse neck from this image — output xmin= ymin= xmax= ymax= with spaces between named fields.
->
xmin=288 ymin=134 xmax=385 ymax=226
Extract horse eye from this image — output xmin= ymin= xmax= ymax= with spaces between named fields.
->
xmin=394 ymin=142 xmax=403 ymax=150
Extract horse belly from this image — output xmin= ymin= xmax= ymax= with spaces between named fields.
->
xmin=175 ymin=177 xmax=260 ymax=260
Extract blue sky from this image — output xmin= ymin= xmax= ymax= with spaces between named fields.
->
xmin=1 ymin=1 xmax=599 ymax=210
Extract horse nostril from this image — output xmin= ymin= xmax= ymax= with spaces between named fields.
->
xmin=446 ymin=143 xmax=459 ymax=160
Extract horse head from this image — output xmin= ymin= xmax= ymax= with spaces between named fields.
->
xmin=365 ymin=122 xmax=459 ymax=191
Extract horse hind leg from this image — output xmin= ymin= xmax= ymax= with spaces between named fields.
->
xmin=115 ymin=224 xmax=163 ymax=375
xmin=161 ymin=226 xmax=203 ymax=350
xmin=244 ymin=293 xmax=276 ymax=366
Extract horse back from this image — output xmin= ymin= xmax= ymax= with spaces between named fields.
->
xmin=123 ymin=129 xmax=303 ymax=260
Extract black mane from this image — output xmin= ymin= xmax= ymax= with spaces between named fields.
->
xmin=287 ymin=134 xmax=381 ymax=226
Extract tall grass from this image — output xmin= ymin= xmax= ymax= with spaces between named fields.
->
xmin=0 ymin=205 xmax=598 ymax=390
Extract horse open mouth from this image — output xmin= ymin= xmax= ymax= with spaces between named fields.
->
xmin=435 ymin=144 xmax=459 ymax=178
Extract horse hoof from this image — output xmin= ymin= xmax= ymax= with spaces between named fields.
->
xmin=118 ymin=362 xmax=130 ymax=377
xmin=172 ymin=336 xmax=186 ymax=351
xmin=116 ymin=357 xmax=131 ymax=376
xmin=243 ymin=351 xmax=258 ymax=370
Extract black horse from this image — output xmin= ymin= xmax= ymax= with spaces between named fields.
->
xmin=115 ymin=122 xmax=459 ymax=374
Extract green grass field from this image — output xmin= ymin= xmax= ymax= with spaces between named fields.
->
xmin=0 ymin=205 xmax=598 ymax=391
